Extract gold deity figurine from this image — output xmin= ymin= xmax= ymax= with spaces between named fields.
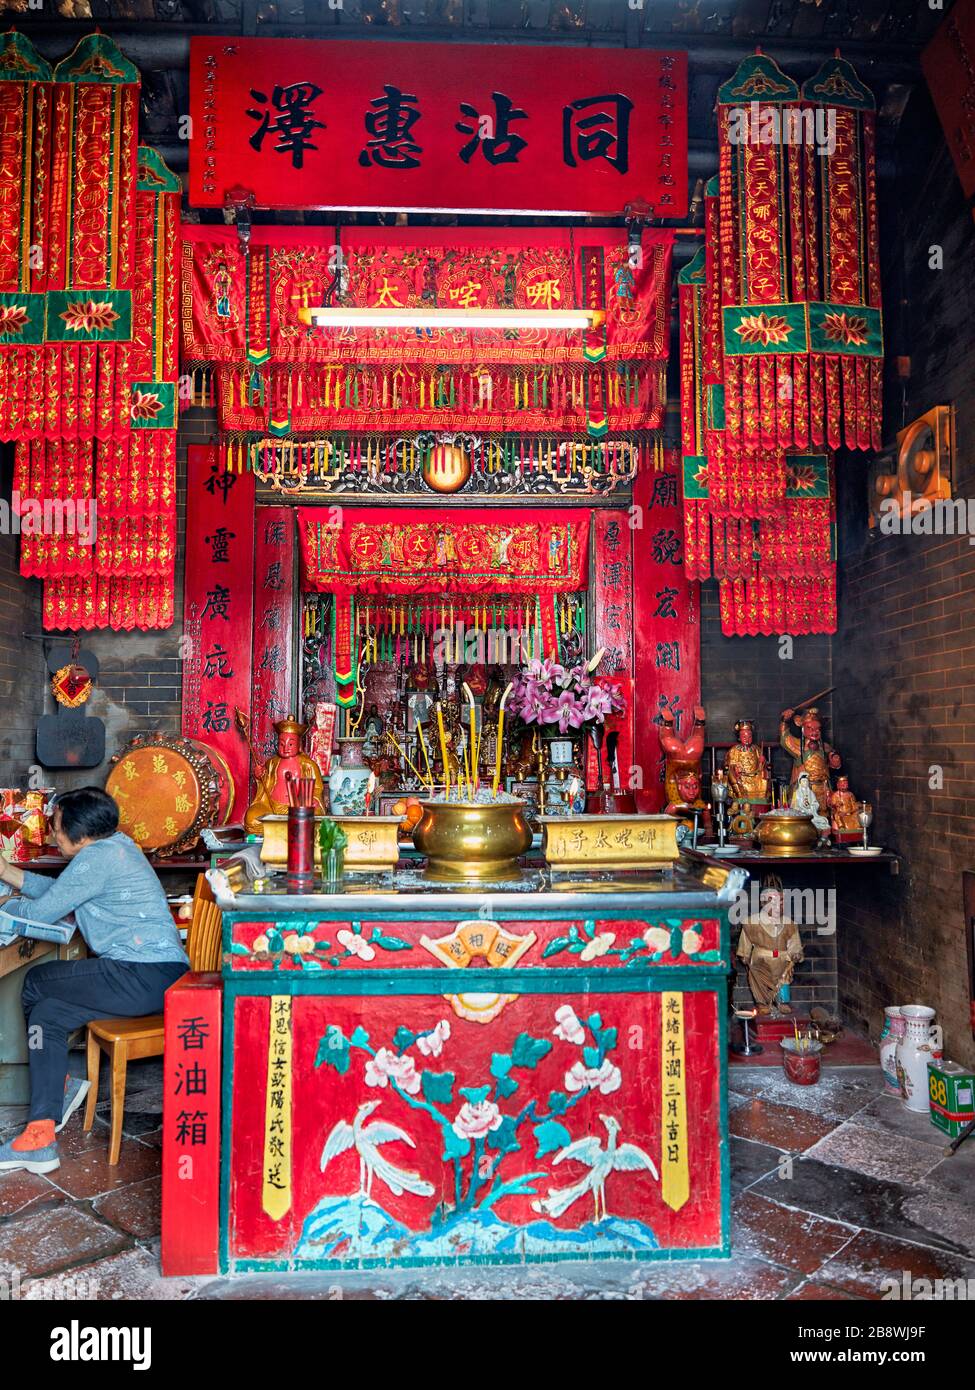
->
xmin=779 ymin=705 xmax=841 ymax=814
xmin=724 ymin=719 xmax=772 ymax=807
xmin=829 ymin=775 xmax=868 ymax=840
xmin=243 ymin=716 xmax=325 ymax=837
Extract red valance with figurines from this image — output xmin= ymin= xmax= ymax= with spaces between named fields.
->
xmin=181 ymin=227 xmax=672 ymax=439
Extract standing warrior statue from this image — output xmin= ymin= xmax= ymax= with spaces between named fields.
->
xmin=779 ymin=704 xmax=841 ymax=814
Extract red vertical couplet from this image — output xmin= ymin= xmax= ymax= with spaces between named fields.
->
xmin=161 ymin=973 xmax=222 ymax=1277
xmin=633 ymin=450 xmax=701 ymax=810
xmin=591 ymin=511 xmax=634 ymax=793
xmin=181 ymin=444 xmax=255 ymax=818
xmin=251 ymin=506 xmax=297 ymax=796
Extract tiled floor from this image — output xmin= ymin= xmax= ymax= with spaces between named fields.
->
xmin=1 ymin=1055 xmax=972 ymax=1300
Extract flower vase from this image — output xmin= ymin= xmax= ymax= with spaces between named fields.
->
xmin=896 ymin=1005 xmax=939 ymax=1113
xmin=879 ymin=1006 xmax=905 ymax=1097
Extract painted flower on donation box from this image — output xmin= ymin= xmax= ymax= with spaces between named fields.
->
xmin=552 ymin=1004 xmax=585 ymax=1045
xmin=565 ymin=1057 xmax=622 ymax=1095
xmin=336 ymin=928 xmax=375 ymax=962
xmin=416 ymin=1019 xmax=451 ymax=1057
xmin=579 ymin=931 xmax=615 ymax=961
xmin=364 ymin=1047 xmax=421 ymax=1095
xmin=452 ymin=1099 xmax=503 ymax=1141
xmin=643 ymin=926 xmax=671 ymax=953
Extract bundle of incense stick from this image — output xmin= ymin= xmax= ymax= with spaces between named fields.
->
xmin=285 ymin=773 xmax=317 ymax=809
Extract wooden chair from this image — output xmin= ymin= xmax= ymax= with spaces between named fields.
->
xmin=82 ymin=874 xmax=223 ymax=1164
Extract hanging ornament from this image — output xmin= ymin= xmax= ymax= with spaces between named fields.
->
xmin=422 ymin=442 xmax=471 ymax=494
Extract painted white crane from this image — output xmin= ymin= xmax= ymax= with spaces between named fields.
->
xmin=321 ymin=1100 xmax=435 ymax=1200
xmin=531 ymin=1114 xmax=659 ymax=1223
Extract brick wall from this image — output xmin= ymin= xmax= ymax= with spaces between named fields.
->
xmin=832 ymin=86 xmax=975 ymax=1069
xmin=0 ymin=447 xmax=47 ymax=780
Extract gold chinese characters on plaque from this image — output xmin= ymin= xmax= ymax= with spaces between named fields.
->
xmin=538 ymin=814 xmax=681 ymax=871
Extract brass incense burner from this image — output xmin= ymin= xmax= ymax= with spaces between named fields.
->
xmin=755 ymin=809 xmax=818 ymax=856
xmin=412 ymin=799 xmax=533 ymax=881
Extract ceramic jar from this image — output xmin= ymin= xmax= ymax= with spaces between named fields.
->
xmin=328 ymin=738 xmax=372 ymax=816
xmin=879 ymin=1006 xmax=906 ymax=1096
xmin=896 ymin=1004 xmax=940 ymax=1113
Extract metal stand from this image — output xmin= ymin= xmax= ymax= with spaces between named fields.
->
xmin=731 ymin=1010 xmax=764 ymax=1056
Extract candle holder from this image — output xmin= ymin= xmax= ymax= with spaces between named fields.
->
xmin=856 ymin=801 xmax=873 ymax=851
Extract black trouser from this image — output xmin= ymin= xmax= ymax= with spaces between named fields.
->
xmin=21 ymin=957 xmax=187 ymax=1123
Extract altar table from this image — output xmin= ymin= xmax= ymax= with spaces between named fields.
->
xmin=161 ymin=861 xmax=744 ymax=1275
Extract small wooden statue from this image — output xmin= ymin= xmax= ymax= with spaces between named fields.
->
xmin=736 ymin=879 xmax=805 ymax=1016
xmin=724 ymin=719 xmax=772 ymax=807
xmin=659 ymin=704 xmax=706 ymax=808
xmin=244 ymin=716 xmax=325 ymax=836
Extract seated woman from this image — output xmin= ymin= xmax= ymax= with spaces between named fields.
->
xmin=0 ymin=787 xmax=188 ymax=1175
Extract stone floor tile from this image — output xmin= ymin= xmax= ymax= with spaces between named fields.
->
xmin=785 ymin=1279 xmax=858 ymax=1300
xmin=814 ymin=1228 xmax=975 ymax=1300
xmin=730 ymin=1099 xmax=840 ymax=1153
xmin=730 ymin=1135 xmax=786 ymax=1194
xmin=730 ymin=1066 xmax=883 ymax=1123
xmin=805 ymin=1121 xmax=944 ymax=1185
xmin=0 ymin=1202 xmax=128 ymax=1280
xmin=21 ymin=1243 xmax=203 ymax=1301
xmin=46 ymin=1123 xmax=161 ymax=1201
xmin=900 ymin=1184 xmax=975 ymax=1261
xmin=0 ymin=1168 xmax=60 ymax=1219
xmin=749 ymin=1157 xmax=972 ymax=1257
xmin=919 ymin=1136 xmax=975 ymax=1199
xmin=731 ymin=1190 xmax=857 ymax=1274
xmin=93 ymin=1176 xmax=162 ymax=1240
xmin=852 ymin=1094 xmax=949 ymax=1149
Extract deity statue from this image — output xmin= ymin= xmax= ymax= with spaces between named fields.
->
xmin=829 ymin=775 xmax=866 ymax=839
xmin=244 ymin=716 xmax=325 ymax=836
xmin=362 ymin=704 xmax=384 ymax=761
xmin=665 ymin=769 xmax=710 ymax=832
xmin=724 ymin=719 xmax=772 ymax=807
xmin=779 ymin=705 xmax=841 ymax=813
xmin=405 ymin=660 xmax=437 ymax=733
xmin=790 ymin=772 xmax=831 ymax=841
xmin=658 ymin=704 xmax=706 ymax=808
xmin=736 ymin=880 xmax=805 ymax=1016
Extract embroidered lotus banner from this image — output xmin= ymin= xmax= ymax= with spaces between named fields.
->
xmin=189 ymin=38 xmax=686 ymax=217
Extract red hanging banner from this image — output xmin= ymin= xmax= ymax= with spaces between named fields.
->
xmin=181 ymin=444 xmax=255 ymax=820
xmin=250 ymin=507 xmax=297 ymax=793
xmin=190 ymin=38 xmax=686 ymax=217
xmin=633 ymin=450 xmax=701 ymax=809
xmin=591 ymin=511 xmax=635 ymax=795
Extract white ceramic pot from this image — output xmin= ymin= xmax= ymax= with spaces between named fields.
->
xmin=879 ymin=1006 xmax=905 ymax=1097
xmin=896 ymin=1005 xmax=938 ymax=1113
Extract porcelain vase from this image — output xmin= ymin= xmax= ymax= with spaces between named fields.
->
xmin=879 ymin=1006 xmax=906 ymax=1097
xmin=896 ymin=1005 xmax=939 ymax=1113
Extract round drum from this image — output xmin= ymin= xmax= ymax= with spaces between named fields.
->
xmin=105 ymin=733 xmax=233 ymax=857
